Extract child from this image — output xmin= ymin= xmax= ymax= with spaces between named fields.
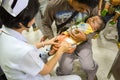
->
xmin=49 ymin=15 xmax=106 ymax=54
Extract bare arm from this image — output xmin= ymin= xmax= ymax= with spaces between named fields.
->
xmin=35 ymin=37 xmax=58 ymax=49
xmin=98 ymin=0 xmax=103 ymax=15
xmin=39 ymin=41 xmax=71 ymax=75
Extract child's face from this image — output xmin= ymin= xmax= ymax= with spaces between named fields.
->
xmin=86 ymin=16 xmax=102 ymax=31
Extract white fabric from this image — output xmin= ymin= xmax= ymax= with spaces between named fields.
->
xmin=51 ymin=75 xmax=81 ymax=80
xmin=0 ymin=26 xmax=81 ymax=80
xmin=1 ymin=0 xmax=29 ymax=17
xmin=0 ymin=27 xmax=50 ymax=80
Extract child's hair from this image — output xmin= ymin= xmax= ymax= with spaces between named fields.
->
xmin=0 ymin=0 xmax=40 ymax=29
xmin=95 ymin=15 xmax=106 ymax=33
xmin=85 ymin=15 xmax=106 ymax=33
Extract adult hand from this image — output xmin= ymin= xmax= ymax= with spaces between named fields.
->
xmin=68 ymin=29 xmax=87 ymax=43
xmin=58 ymin=41 xmax=72 ymax=53
xmin=46 ymin=37 xmax=58 ymax=45
xmin=49 ymin=44 xmax=60 ymax=55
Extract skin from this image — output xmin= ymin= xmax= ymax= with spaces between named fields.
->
xmin=41 ymin=0 xmax=90 ymax=42
xmin=13 ymin=18 xmax=72 ymax=75
xmin=68 ymin=16 xmax=103 ymax=42
xmin=40 ymin=41 xmax=72 ymax=75
xmin=68 ymin=0 xmax=90 ymax=13
xmin=86 ymin=16 xmax=103 ymax=31
xmin=51 ymin=16 xmax=102 ymax=53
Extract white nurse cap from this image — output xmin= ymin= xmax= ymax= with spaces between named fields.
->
xmin=1 ymin=0 xmax=29 ymax=17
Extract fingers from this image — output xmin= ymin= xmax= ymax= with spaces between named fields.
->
xmin=47 ymin=36 xmax=59 ymax=45
xmin=61 ymin=41 xmax=76 ymax=53
xmin=56 ymin=35 xmax=67 ymax=41
xmin=52 ymin=45 xmax=59 ymax=50
xmin=52 ymin=37 xmax=58 ymax=43
xmin=53 ymin=41 xmax=76 ymax=54
xmin=68 ymin=30 xmax=78 ymax=40
xmin=73 ymin=29 xmax=83 ymax=37
xmin=68 ymin=29 xmax=86 ymax=42
xmin=67 ymin=47 xmax=76 ymax=54
xmin=51 ymin=43 xmax=60 ymax=50
xmin=60 ymin=41 xmax=72 ymax=51
xmin=69 ymin=29 xmax=81 ymax=42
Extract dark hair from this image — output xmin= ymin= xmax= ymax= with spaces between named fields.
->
xmin=75 ymin=0 xmax=99 ymax=8
xmin=0 ymin=0 xmax=40 ymax=29
xmin=96 ymin=15 xmax=106 ymax=33
xmin=0 ymin=18 xmax=2 ymax=28
xmin=85 ymin=15 xmax=106 ymax=33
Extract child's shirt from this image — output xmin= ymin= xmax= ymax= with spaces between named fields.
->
xmin=63 ymin=22 xmax=94 ymax=45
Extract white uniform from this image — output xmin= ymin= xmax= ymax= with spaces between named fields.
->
xmin=0 ymin=26 xmax=49 ymax=80
xmin=0 ymin=26 xmax=81 ymax=80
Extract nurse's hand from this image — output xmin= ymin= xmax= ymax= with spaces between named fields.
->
xmin=45 ymin=37 xmax=58 ymax=45
xmin=58 ymin=41 xmax=73 ymax=53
